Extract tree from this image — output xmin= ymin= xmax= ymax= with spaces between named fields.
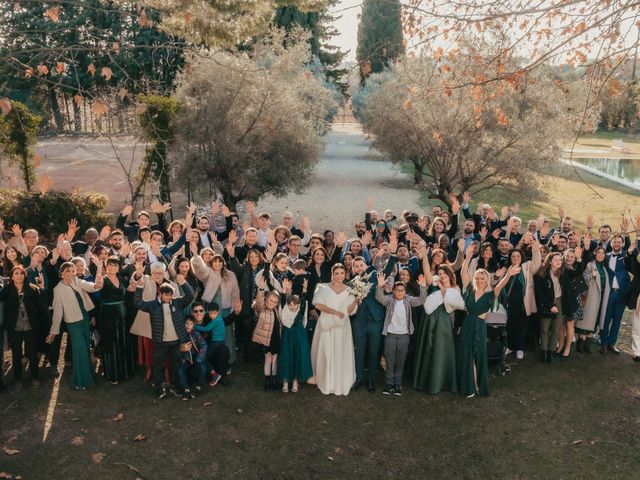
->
xmin=0 ymin=101 xmax=41 ymax=191
xmin=274 ymin=1 xmax=347 ymax=89
xmin=138 ymin=0 xmax=330 ymax=46
xmin=138 ymin=95 xmax=181 ymax=205
xmin=359 ymin=41 xmax=600 ymax=207
xmin=172 ymin=30 xmax=337 ymax=206
xmin=356 ymin=0 xmax=405 ymax=84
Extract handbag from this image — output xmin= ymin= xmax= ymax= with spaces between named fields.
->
xmin=485 ymin=302 xmax=507 ymax=325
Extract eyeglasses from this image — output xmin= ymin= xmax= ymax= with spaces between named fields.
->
xmin=193 ymin=309 xmax=204 ymax=313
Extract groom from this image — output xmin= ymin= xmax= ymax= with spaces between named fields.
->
xmin=351 ymin=238 xmax=398 ymax=393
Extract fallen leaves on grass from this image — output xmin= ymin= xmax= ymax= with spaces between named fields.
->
xmin=113 ymin=413 xmax=124 ymax=422
xmin=71 ymin=436 xmax=84 ymax=446
xmin=571 ymin=440 xmax=584 ymax=445
xmin=236 ymin=409 xmax=243 ymax=414
xmin=91 ymin=453 xmax=106 ymax=464
xmin=203 ymin=402 xmax=213 ymax=407
xmin=0 ymin=473 xmax=13 ymax=479
xmin=2 ymin=447 xmax=19 ymax=455
xmin=327 ymin=456 xmax=334 ymax=462
xmin=133 ymin=434 xmax=146 ymax=442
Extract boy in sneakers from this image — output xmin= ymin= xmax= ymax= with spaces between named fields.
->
xmin=178 ymin=317 xmax=208 ymax=400
xmin=375 ymin=271 xmax=427 ymax=396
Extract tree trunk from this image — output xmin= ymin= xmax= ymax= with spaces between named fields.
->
xmin=73 ymin=100 xmax=82 ymax=132
xmin=412 ymin=159 xmax=424 ymax=185
xmin=49 ymin=86 xmax=64 ymax=132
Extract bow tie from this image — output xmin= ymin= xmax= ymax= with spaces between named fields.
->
xmin=612 ymin=253 xmax=619 ymax=257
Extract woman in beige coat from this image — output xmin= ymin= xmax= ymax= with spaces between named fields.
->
xmin=575 ymin=246 xmax=609 ymax=353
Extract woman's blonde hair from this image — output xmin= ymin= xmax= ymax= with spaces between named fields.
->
xmin=472 ymin=268 xmax=490 ymax=292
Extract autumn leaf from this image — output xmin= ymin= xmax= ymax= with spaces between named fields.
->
xmin=112 ymin=42 xmax=120 ymax=54
xmin=92 ymin=100 xmax=108 ymax=119
xmin=24 ymin=68 xmax=33 ymax=78
xmin=87 ymin=63 xmax=95 ymax=77
xmin=73 ymin=94 xmax=83 ymax=106
xmin=0 ymin=472 xmax=12 ymax=479
xmin=45 ymin=5 xmax=60 ymax=21
xmin=361 ymin=61 xmax=372 ymax=76
xmin=2 ymin=446 xmax=19 ymax=455
xmin=34 ymin=153 xmax=42 ymax=168
xmin=403 ymin=99 xmax=413 ymax=110
xmin=70 ymin=436 xmax=84 ymax=446
xmin=0 ymin=98 xmax=11 ymax=115
xmin=56 ymin=62 xmax=65 ymax=74
xmin=304 ymin=71 xmax=312 ymax=80
xmin=496 ymin=108 xmax=509 ymax=126
xmin=432 ymin=131 xmax=443 ymax=145
xmin=101 ymin=67 xmax=113 ymax=81
xmin=112 ymin=413 xmax=124 ymax=422
xmin=37 ymin=64 xmax=49 ymax=76
xmin=203 ymin=402 xmax=213 ymax=407
xmin=91 ymin=452 xmax=106 ymax=464
xmin=117 ymin=88 xmax=128 ymax=101
xmin=133 ymin=434 xmax=146 ymax=442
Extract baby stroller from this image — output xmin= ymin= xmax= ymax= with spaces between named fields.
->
xmin=485 ymin=308 xmax=511 ymax=376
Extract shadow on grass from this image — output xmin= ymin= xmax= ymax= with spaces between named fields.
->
xmin=1 ymin=350 xmax=639 ymax=480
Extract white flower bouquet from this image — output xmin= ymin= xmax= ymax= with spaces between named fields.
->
xmin=347 ymin=272 xmax=373 ymax=302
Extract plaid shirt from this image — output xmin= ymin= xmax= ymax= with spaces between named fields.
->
xmin=375 ymin=286 xmax=427 ymax=336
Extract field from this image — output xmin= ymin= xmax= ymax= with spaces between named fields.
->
xmin=1 ymin=347 xmax=639 ymax=480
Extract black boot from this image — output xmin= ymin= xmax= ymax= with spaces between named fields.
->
xmin=541 ymin=350 xmax=547 ymax=363
xmin=545 ymin=350 xmax=553 ymax=364
xmin=269 ymin=375 xmax=276 ymax=391
xmin=576 ymin=339 xmax=583 ymax=353
xmin=583 ymin=338 xmax=592 ymax=354
xmin=264 ymin=376 xmax=270 ymax=391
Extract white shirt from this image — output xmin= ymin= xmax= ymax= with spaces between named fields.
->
xmin=609 ymin=253 xmax=620 ymax=289
xmin=162 ymin=303 xmax=179 ymax=342
xmin=387 ymin=300 xmax=408 ymax=335
xmin=199 ymin=231 xmax=211 ymax=248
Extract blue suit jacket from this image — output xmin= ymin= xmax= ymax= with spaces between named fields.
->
xmin=605 ymin=251 xmax=631 ymax=295
xmin=352 ymin=256 xmax=398 ymax=325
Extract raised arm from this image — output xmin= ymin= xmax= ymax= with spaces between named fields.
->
xmin=494 ymin=264 xmax=521 ymax=297
xmin=461 ymin=244 xmax=474 ymax=290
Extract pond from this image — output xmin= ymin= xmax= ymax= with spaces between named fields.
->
xmin=574 ymin=157 xmax=640 ymax=187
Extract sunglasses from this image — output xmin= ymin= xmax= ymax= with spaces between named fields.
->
xmin=193 ymin=309 xmax=205 ymax=313
xmin=376 ymin=223 xmax=385 ymax=227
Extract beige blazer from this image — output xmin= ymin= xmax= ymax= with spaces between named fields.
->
xmin=50 ymin=278 xmax=100 ymax=335
xmin=129 ymin=276 xmax=180 ymax=338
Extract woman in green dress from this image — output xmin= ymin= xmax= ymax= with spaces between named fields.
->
xmin=98 ymin=257 xmax=134 ymax=384
xmin=413 ymin=263 xmax=464 ymax=394
xmin=457 ymin=244 xmax=520 ymax=398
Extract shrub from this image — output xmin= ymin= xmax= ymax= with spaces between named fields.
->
xmin=0 ymin=189 xmax=111 ymax=244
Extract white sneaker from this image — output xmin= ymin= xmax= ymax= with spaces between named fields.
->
xmin=516 ymin=350 xmax=524 ymax=360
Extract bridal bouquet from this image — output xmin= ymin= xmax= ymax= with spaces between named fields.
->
xmin=347 ymin=272 xmax=373 ymax=302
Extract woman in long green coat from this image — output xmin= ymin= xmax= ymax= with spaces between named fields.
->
xmin=413 ymin=264 xmax=464 ymax=394
xmin=457 ymin=244 xmax=520 ymax=397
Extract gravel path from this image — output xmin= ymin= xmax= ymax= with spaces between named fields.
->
xmin=257 ymin=122 xmax=422 ymax=231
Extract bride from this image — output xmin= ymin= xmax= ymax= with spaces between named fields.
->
xmin=311 ymin=263 xmax=359 ymax=396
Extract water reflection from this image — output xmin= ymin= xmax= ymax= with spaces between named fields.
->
xmin=575 ymin=158 xmax=640 ymax=186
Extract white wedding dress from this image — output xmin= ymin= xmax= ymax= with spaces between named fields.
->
xmin=311 ymin=284 xmax=357 ymax=396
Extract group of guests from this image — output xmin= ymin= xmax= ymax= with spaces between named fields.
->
xmin=0 ymin=193 xmax=639 ymax=400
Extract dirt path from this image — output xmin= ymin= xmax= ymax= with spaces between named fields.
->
xmin=257 ymin=121 xmax=422 ymax=231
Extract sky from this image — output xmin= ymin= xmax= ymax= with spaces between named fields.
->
xmin=331 ymin=0 xmax=362 ymax=62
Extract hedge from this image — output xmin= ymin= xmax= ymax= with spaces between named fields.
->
xmin=0 ymin=189 xmax=112 ymax=244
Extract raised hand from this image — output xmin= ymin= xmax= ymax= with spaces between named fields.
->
xmin=585 ymin=214 xmax=594 ymax=230
xmin=507 ymin=265 xmax=521 ymax=277
xmin=282 ymin=278 xmax=292 ymax=293
xmin=457 ymin=237 xmax=465 ymax=252
xmin=228 ymin=229 xmax=238 ymax=246
xmin=575 ymin=245 xmax=583 ymax=259
xmin=301 ymin=216 xmax=311 ymax=231
xmin=67 ymin=218 xmax=78 ymax=238
xmin=245 ymin=201 xmax=255 ymax=214
xmin=389 ymin=228 xmax=398 ymax=253
xmin=531 ymin=240 xmax=541 ymax=252
xmin=492 ymin=228 xmax=501 ymax=240
xmin=465 ymin=244 xmax=475 ymax=259
xmin=210 ymin=201 xmax=220 ymax=216
xmin=121 ymin=204 xmax=133 ymax=217
xmin=35 ymin=272 xmax=45 ymax=287
xmin=634 ymin=214 xmax=640 ymax=235
xmin=335 ymin=232 xmax=347 ymax=248
xmin=558 ymin=206 xmax=565 ymax=220
xmin=134 ymin=261 xmax=145 ymax=278
xmin=450 ymin=195 xmax=460 ymax=215
xmin=462 ymin=191 xmax=471 ymax=204
xmin=479 ymin=225 xmax=488 ymax=239
xmin=176 ymin=274 xmax=186 ymax=285
xmin=150 ymin=199 xmax=163 ymax=214
xmin=302 ymin=278 xmax=308 ymax=293
xmin=221 ymin=204 xmax=231 ymax=217
xmin=225 ymin=238 xmax=235 ymax=257
xmin=377 ymin=271 xmax=386 ymax=286
xmin=500 ymin=206 xmax=509 ymax=220
xmin=161 ymin=202 xmax=172 ymax=214
xmin=511 ymin=203 xmax=519 ymax=214
xmin=0 ymin=218 xmax=4 ymax=232
xmin=539 ymin=221 xmax=551 ymax=239
xmin=418 ymin=216 xmax=428 ymax=231
xmin=583 ymin=231 xmax=592 ymax=249
xmin=495 ymin=267 xmax=507 ymax=278
xmin=361 ymin=230 xmax=372 ymax=247
xmin=99 ymin=225 xmax=111 ymax=241
xmin=121 ymin=241 xmax=131 ymax=257
xmin=621 ymin=216 xmax=630 ymax=234
xmin=417 ymin=274 xmax=427 ymax=287
xmin=551 ymin=233 xmax=559 ymax=246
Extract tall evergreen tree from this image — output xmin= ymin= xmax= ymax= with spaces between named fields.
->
xmin=274 ymin=1 xmax=347 ymax=90
xmin=356 ymin=0 xmax=405 ymax=84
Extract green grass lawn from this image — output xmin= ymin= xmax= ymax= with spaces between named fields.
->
xmin=580 ymin=131 xmax=640 ymax=144
xmin=1 ymin=345 xmax=639 ymax=480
